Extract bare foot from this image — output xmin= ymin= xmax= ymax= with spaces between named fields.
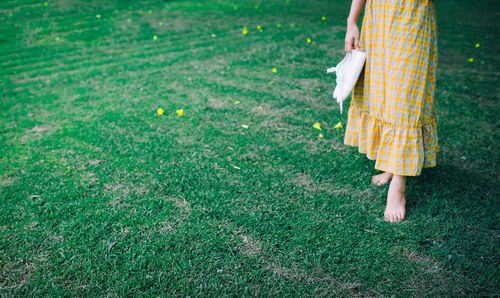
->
xmin=371 ymin=171 xmax=393 ymax=186
xmin=384 ymin=175 xmax=406 ymax=222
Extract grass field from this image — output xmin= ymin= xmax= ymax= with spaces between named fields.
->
xmin=1 ymin=0 xmax=499 ymax=296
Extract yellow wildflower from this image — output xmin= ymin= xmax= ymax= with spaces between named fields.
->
xmin=468 ymin=58 xmax=474 ymax=63
xmin=157 ymin=108 xmax=164 ymax=115
xmin=176 ymin=109 xmax=183 ymax=116
xmin=334 ymin=122 xmax=343 ymax=129
xmin=96 ymin=14 xmax=101 ymax=18
xmin=153 ymin=35 xmax=158 ymax=40
xmin=272 ymin=68 xmax=277 ymax=73
xmin=313 ymin=122 xmax=321 ymax=130
xmin=307 ymin=38 xmax=311 ymax=43
xmin=321 ymin=16 xmax=326 ymax=21
xmin=319 ymin=133 xmax=324 ymax=139
xmin=475 ymin=43 xmax=480 ymax=48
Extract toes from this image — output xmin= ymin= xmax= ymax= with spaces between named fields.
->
xmin=384 ymin=212 xmax=403 ymax=222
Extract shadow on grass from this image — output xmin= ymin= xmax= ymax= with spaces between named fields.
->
xmin=411 ymin=163 xmax=497 ymax=211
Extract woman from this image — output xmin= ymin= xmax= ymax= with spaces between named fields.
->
xmin=343 ymin=0 xmax=438 ymax=222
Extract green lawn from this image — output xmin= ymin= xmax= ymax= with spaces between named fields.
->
xmin=1 ymin=0 xmax=499 ymax=296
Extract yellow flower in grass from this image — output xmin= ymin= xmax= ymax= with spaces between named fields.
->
xmin=475 ymin=43 xmax=480 ymax=48
xmin=176 ymin=109 xmax=183 ymax=116
xmin=242 ymin=28 xmax=248 ymax=35
xmin=468 ymin=58 xmax=474 ymax=63
xmin=157 ymin=108 xmax=164 ymax=115
xmin=334 ymin=122 xmax=343 ymax=129
xmin=234 ymin=101 xmax=240 ymax=105
xmin=319 ymin=133 xmax=324 ymax=139
xmin=272 ymin=68 xmax=277 ymax=73
xmin=321 ymin=16 xmax=326 ymax=21
xmin=313 ymin=122 xmax=321 ymax=130
xmin=307 ymin=38 xmax=311 ymax=43
xmin=153 ymin=35 xmax=158 ymax=40
xmin=96 ymin=14 xmax=101 ymax=18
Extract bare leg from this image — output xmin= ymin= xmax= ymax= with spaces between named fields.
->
xmin=384 ymin=175 xmax=406 ymax=222
xmin=371 ymin=171 xmax=393 ymax=186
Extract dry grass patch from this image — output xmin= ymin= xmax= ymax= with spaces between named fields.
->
xmin=158 ymin=197 xmax=192 ymax=234
xmin=391 ymin=246 xmax=472 ymax=296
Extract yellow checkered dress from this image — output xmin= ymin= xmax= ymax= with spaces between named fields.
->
xmin=344 ymin=0 xmax=438 ymax=176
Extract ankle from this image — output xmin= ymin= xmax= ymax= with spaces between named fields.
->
xmin=390 ymin=175 xmax=406 ymax=193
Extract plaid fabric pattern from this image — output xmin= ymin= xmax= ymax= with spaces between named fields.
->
xmin=344 ymin=0 xmax=438 ymax=176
